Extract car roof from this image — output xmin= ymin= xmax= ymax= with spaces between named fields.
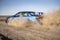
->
xmin=17 ymin=11 xmax=35 ymax=13
xmin=14 ymin=11 xmax=35 ymax=15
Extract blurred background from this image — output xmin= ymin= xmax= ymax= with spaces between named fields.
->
xmin=0 ymin=0 xmax=60 ymax=15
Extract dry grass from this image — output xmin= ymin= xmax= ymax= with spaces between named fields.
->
xmin=0 ymin=9 xmax=60 ymax=40
xmin=7 ymin=18 xmax=33 ymax=28
xmin=37 ymin=9 xmax=60 ymax=27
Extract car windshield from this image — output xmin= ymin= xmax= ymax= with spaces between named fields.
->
xmin=15 ymin=12 xmax=35 ymax=17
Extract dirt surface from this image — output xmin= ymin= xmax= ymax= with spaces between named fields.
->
xmin=0 ymin=9 xmax=60 ymax=40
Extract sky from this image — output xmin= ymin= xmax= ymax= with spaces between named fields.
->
xmin=0 ymin=0 xmax=60 ymax=15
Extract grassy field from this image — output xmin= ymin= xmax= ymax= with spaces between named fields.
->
xmin=0 ymin=9 xmax=60 ymax=40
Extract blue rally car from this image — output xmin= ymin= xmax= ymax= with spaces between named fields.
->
xmin=5 ymin=11 xmax=43 ymax=23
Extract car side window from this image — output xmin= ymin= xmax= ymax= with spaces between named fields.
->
xmin=18 ymin=13 xmax=28 ymax=17
xmin=15 ymin=14 xmax=20 ymax=17
xmin=15 ymin=12 xmax=36 ymax=17
xmin=27 ymin=13 xmax=35 ymax=16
